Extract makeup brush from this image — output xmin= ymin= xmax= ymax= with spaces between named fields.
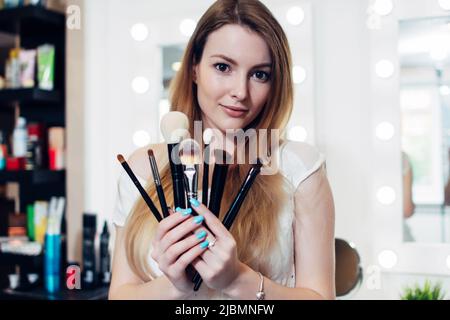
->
xmin=117 ymin=154 xmax=162 ymax=222
xmin=202 ymin=129 xmax=214 ymax=206
xmin=178 ymin=139 xmax=202 ymax=203
xmin=208 ymin=149 xmax=232 ymax=217
xmin=147 ymin=149 xmax=169 ymax=219
xmin=160 ymin=111 xmax=189 ymax=209
xmin=193 ymin=159 xmax=263 ymax=291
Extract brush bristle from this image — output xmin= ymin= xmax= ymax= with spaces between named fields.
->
xmin=203 ymin=128 xmax=214 ymax=145
xmin=160 ymin=111 xmax=189 ymax=143
xmin=117 ymin=154 xmax=125 ymax=163
xmin=178 ymin=139 xmax=202 ymax=165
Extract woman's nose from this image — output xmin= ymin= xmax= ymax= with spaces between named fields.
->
xmin=230 ymin=74 xmax=248 ymax=101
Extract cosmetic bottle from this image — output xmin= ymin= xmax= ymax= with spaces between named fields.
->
xmin=13 ymin=117 xmax=27 ymax=158
xmin=99 ymin=221 xmax=111 ymax=285
xmin=82 ymin=213 xmax=97 ymax=289
xmin=44 ymin=232 xmax=61 ymax=293
xmin=26 ymin=123 xmax=44 ymax=170
xmin=0 ymin=131 xmax=7 ymax=170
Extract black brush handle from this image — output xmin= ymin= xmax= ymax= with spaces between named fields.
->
xmin=168 ymin=144 xmax=186 ymax=209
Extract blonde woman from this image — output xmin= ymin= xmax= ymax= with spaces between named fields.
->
xmin=109 ymin=0 xmax=335 ymax=300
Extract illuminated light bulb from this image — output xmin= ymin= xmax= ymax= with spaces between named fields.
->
xmin=133 ymin=130 xmax=151 ymax=147
xmin=376 ymin=122 xmax=395 ymax=141
xmin=293 ymin=66 xmax=307 ymax=84
xmin=375 ymin=60 xmax=395 ymax=78
xmin=131 ymin=77 xmax=150 ymax=94
xmin=180 ymin=19 xmax=196 ymax=37
xmin=373 ymin=0 xmax=394 ymax=16
xmin=376 ymin=186 xmax=396 ymax=205
xmin=378 ymin=250 xmax=398 ymax=269
xmin=130 ymin=23 xmax=149 ymax=41
xmin=286 ymin=6 xmax=305 ymax=26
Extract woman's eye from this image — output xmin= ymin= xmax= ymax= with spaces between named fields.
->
xmin=253 ymin=71 xmax=270 ymax=82
xmin=214 ymin=63 xmax=230 ymax=73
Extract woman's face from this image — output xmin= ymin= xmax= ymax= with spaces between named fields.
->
xmin=194 ymin=24 xmax=272 ymax=133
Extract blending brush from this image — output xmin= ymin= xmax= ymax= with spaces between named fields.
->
xmin=193 ymin=159 xmax=264 ymax=291
xmin=117 ymin=154 xmax=162 ymax=222
xmin=147 ymin=149 xmax=170 ymax=219
xmin=160 ymin=111 xmax=189 ymax=209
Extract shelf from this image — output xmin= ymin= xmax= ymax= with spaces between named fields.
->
xmin=0 ymin=88 xmax=61 ymax=104
xmin=0 ymin=170 xmax=65 ymax=184
xmin=0 ymin=6 xmax=65 ymax=35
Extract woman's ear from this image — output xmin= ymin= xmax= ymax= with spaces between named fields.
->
xmin=193 ymin=65 xmax=198 ymax=83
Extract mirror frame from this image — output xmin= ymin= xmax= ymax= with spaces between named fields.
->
xmin=370 ymin=0 xmax=450 ymax=275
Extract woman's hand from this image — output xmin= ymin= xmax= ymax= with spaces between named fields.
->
xmin=188 ymin=198 xmax=244 ymax=292
xmin=150 ymin=207 xmax=212 ymax=295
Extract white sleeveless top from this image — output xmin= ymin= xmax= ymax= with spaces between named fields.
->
xmin=112 ymin=141 xmax=325 ymax=299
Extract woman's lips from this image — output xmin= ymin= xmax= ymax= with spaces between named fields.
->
xmin=220 ymin=104 xmax=249 ymax=118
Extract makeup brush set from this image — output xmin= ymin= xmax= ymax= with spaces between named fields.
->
xmin=117 ymin=111 xmax=263 ymax=291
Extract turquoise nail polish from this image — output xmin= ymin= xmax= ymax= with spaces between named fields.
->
xmin=196 ymin=230 xmax=207 ymax=240
xmin=190 ymin=198 xmax=200 ymax=208
xmin=175 ymin=207 xmax=182 ymax=212
xmin=200 ymin=240 xmax=209 ymax=249
xmin=182 ymin=208 xmax=192 ymax=216
xmin=193 ymin=215 xmax=204 ymax=224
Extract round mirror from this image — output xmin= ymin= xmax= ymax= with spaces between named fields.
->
xmin=335 ymin=238 xmax=363 ymax=297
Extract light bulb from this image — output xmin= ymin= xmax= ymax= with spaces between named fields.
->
xmin=133 ymin=130 xmax=151 ymax=147
xmin=438 ymin=0 xmax=450 ymax=11
xmin=130 ymin=23 xmax=149 ymax=42
xmin=376 ymin=122 xmax=395 ymax=141
xmin=131 ymin=77 xmax=150 ymax=94
xmin=440 ymin=85 xmax=450 ymax=96
xmin=172 ymin=62 xmax=181 ymax=72
xmin=376 ymin=186 xmax=396 ymax=205
xmin=378 ymin=250 xmax=397 ymax=269
xmin=293 ymin=66 xmax=306 ymax=84
xmin=375 ymin=60 xmax=394 ymax=78
xmin=180 ymin=19 xmax=196 ymax=37
xmin=373 ymin=0 xmax=393 ymax=16
xmin=286 ymin=6 xmax=305 ymax=26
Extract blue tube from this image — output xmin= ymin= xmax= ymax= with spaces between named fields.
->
xmin=44 ymin=234 xmax=61 ymax=293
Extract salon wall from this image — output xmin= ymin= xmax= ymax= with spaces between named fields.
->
xmin=66 ymin=0 xmax=450 ymax=299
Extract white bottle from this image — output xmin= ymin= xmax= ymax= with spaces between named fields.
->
xmin=13 ymin=117 xmax=28 ymax=158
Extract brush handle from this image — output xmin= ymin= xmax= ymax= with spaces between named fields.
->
xmin=193 ymin=162 xmax=262 ymax=291
xmin=168 ymin=144 xmax=186 ymax=209
xmin=202 ymin=145 xmax=210 ymax=206
xmin=120 ymin=161 xmax=162 ymax=222
xmin=208 ymin=164 xmax=229 ymax=217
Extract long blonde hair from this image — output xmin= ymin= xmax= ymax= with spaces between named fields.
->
xmin=125 ymin=0 xmax=294 ymax=281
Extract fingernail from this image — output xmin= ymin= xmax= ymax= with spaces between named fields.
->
xmin=182 ymin=208 xmax=192 ymax=216
xmin=196 ymin=230 xmax=207 ymax=240
xmin=190 ymin=198 xmax=200 ymax=208
xmin=193 ymin=215 xmax=204 ymax=224
xmin=200 ymin=240 xmax=209 ymax=249
xmin=175 ymin=207 xmax=182 ymax=212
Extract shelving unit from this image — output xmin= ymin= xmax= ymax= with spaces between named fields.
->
xmin=0 ymin=5 xmax=67 ymax=296
xmin=0 ymin=5 xmax=66 ymax=211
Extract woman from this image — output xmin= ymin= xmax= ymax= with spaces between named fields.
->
xmin=109 ymin=0 xmax=335 ymax=300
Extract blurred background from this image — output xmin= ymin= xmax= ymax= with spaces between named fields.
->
xmin=0 ymin=0 xmax=449 ymax=300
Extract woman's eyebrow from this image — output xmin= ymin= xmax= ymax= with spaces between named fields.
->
xmin=210 ymin=54 xmax=272 ymax=69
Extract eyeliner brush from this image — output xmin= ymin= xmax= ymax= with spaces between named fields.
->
xmin=117 ymin=154 xmax=162 ymax=222
xmin=147 ymin=149 xmax=170 ymax=218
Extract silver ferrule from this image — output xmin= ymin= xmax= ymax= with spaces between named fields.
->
xmin=183 ymin=165 xmax=198 ymax=200
xmin=149 ymin=155 xmax=162 ymax=186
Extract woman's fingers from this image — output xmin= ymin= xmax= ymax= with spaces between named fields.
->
xmin=154 ymin=207 xmax=192 ymax=241
xmin=163 ymin=229 xmax=209 ymax=265
xmin=159 ymin=211 xmax=209 ymax=253
xmin=189 ymin=199 xmax=230 ymax=239
xmin=169 ymin=238 xmax=211 ymax=276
